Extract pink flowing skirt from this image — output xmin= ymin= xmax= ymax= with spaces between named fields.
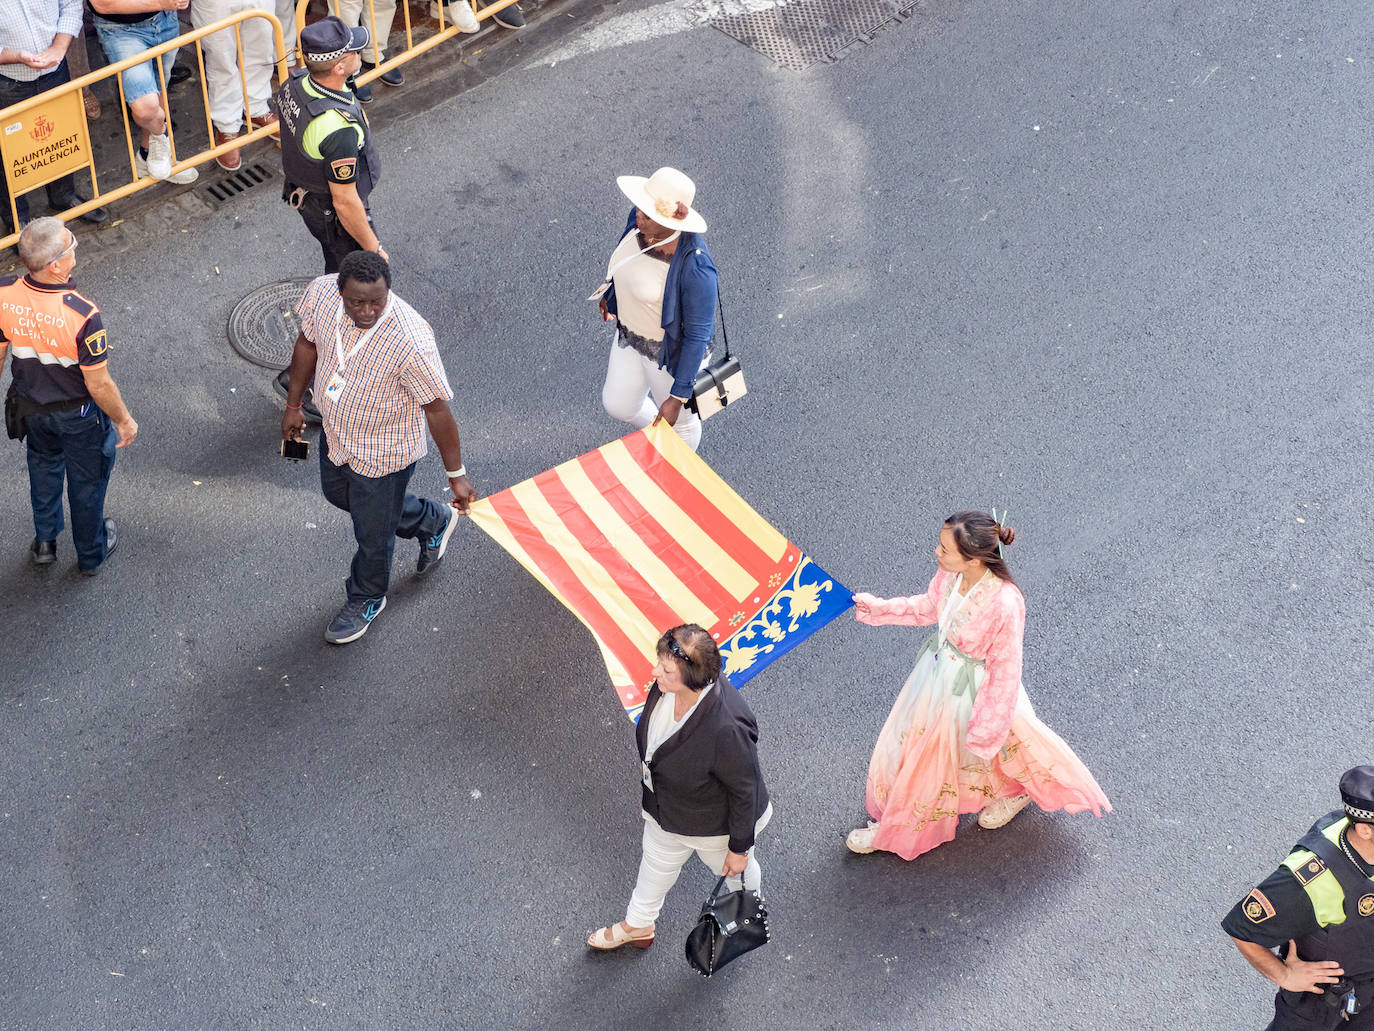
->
xmin=865 ymin=635 xmax=1110 ymax=861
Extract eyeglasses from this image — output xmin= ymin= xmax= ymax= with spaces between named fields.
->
xmin=666 ymin=636 xmax=689 ymax=663
xmin=52 ymin=235 xmax=77 ymax=264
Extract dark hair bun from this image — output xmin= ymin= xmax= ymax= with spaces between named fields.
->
xmin=997 ymin=524 xmax=1016 ymax=547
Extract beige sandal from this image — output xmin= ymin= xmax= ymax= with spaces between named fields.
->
xmin=82 ymin=88 xmax=101 ymax=120
xmin=978 ymin=793 xmax=1032 ymax=829
xmin=845 ymin=820 xmax=879 ymax=854
xmin=587 ymin=921 xmax=654 ymax=951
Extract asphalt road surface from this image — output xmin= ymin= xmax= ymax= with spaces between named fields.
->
xmin=3 ymin=0 xmax=1371 ymax=1028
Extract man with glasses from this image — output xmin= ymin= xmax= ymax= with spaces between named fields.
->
xmin=0 ymin=217 xmax=138 ymax=574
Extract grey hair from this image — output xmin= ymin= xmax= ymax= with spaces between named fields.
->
xmin=17 ymin=217 xmax=72 ymax=272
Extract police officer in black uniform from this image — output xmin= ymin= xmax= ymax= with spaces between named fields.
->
xmin=269 ymin=16 xmax=388 ymax=414
xmin=1224 ymin=767 xmax=1374 ymax=1029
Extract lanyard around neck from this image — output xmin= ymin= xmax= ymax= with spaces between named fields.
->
xmin=606 ymin=230 xmax=680 ymax=280
xmin=334 ymin=296 xmax=392 ymax=375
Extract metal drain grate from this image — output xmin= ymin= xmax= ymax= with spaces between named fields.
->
xmin=711 ymin=0 xmax=919 ymax=71
xmin=227 ymin=277 xmax=315 ymax=369
xmin=201 ymin=162 xmax=275 ymax=205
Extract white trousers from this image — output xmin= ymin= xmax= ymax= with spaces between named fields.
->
xmin=275 ymin=0 xmax=297 ymax=65
xmin=191 ymin=0 xmax=276 ymax=135
xmin=601 ymin=336 xmax=703 ymax=452
xmin=624 ymin=806 xmax=771 ymax=927
xmin=337 ymin=0 xmax=398 ymax=62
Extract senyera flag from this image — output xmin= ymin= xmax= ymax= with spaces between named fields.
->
xmin=467 ymin=422 xmax=852 ymax=721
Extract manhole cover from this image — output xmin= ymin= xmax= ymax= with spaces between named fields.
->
xmin=711 ymin=0 xmax=917 ymax=71
xmin=227 ymin=278 xmax=315 ymax=369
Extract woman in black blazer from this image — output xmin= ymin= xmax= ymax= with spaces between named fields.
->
xmin=588 ymin=624 xmax=772 ymax=951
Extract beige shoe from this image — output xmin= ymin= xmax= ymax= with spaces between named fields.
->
xmin=978 ymin=794 xmax=1032 ymax=829
xmin=845 ymin=821 xmax=879 ymax=854
xmin=430 ymin=0 xmax=480 ymax=31
xmin=587 ymin=921 xmax=654 ymax=951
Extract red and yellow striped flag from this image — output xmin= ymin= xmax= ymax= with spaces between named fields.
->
xmin=467 ymin=422 xmax=851 ymax=721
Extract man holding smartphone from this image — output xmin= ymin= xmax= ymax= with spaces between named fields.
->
xmin=280 ymin=250 xmax=476 ymax=644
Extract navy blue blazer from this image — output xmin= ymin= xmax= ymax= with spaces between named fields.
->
xmin=603 ymin=208 xmax=719 ymax=398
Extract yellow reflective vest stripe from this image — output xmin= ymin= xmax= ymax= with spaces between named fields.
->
xmin=1282 ymin=817 xmax=1351 ymax=927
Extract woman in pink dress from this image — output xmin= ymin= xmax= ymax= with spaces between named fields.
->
xmin=846 ymin=511 xmax=1110 ymax=860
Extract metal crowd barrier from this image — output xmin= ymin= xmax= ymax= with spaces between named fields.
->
xmin=307 ymin=0 xmax=524 ymax=88
xmin=1 ymin=11 xmax=289 ymax=251
xmin=1 ymin=0 xmax=519 ymax=252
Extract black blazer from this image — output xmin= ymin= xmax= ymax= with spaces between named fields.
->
xmin=636 ymin=675 xmax=770 ymax=854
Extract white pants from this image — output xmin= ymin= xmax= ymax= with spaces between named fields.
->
xmin=601 ymin=336 xmax=703 ymax=452
xmin=191 ymin=0 xmax=276 ymax=135
xmin=275 ymin=0 xmax=297 ymax=65
xmin=624 ymin=805 xmax=772 ymax=927
xmin=337 ymin=0 xmax=397 ymax=62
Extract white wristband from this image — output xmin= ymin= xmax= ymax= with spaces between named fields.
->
xmin=446 ymin=465 xmax=466 ymax=479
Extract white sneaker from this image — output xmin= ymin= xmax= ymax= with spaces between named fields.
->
xmin=978 ymin=794 xmax=1032 ymax=829
xmin=136 ymin=145 xmax=199 ymax=185
xmin=430 ymin=0 xmax=480 ymax=32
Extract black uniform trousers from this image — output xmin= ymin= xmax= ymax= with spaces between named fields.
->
xmin=296 ymin=192 xmax=370 ymax=274
xmin=1267 ymin=986 xmax=1374 ymax=1031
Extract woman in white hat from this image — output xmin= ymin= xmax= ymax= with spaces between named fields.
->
xmin=596 ymin=167 xmax=717 ymax=452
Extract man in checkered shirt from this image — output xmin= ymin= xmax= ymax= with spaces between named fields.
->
xmin=280 ymin=250 xmax=477 ymax=644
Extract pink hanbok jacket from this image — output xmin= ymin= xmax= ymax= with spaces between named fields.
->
xmin=854 ymin=569 xmax=1025 ymax=761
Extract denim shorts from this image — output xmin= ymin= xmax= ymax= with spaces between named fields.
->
xmin=93 ymin=11 xmax=180 ymax=104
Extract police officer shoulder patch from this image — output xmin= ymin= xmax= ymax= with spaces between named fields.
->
xmin=85 ymin=329 xmax=108 ymax=357
xmin=330 ymin=158 xmax=357 ymax=181
xmin=1291 ymin=856 xmax=1327 ymax=885
xmin=1243 ymin=889 xmax=1276 ymax=923
xmin=1359 ymin=894 xmax=1374 ymax=918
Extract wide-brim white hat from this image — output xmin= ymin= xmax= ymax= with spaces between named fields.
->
xmin=617 ymin=167 xmax=708 ymax=234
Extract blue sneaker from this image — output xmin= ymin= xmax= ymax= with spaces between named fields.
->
xmin=416 ymin=510 xmax=457 ymax=575
xmin=325 ymin=596 xmax=387 ymax=644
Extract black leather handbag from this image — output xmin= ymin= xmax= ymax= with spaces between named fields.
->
xmin=688 ymin=290 xmax=746 ymax=420
xmin=684 ymin=875 xmax=769 ymax=977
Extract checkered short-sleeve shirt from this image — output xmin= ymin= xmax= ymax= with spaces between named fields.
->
xmin=296 ymin=275 xmax=453 ymax=478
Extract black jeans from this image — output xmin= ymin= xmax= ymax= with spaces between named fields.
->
xmin=0 ymin=63 xmax=82 ymax=229
xmin=296 ymin=193 xmax=370 ymax=273
xmin=317 ymin=433 xmax=447 ymax=602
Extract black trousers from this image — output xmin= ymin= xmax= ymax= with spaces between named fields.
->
xmin=1266 ymin=987 xmax=1374 ymax=1030
xmin=295 ymin=193 xmax=371 ymax=273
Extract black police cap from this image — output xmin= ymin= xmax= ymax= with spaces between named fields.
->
xmin=299 ymin=16 xmax=369 ymax=63
xmin=1340 ymin=766 xmax=1374 ymax=823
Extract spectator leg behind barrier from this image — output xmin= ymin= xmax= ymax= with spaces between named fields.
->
xmin=92 ymin=10 xmax=198 ymax=184
xmin=192 ymin=0 xmax=278 ymax=171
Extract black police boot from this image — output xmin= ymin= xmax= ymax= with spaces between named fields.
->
xmin=362 ymin=60 xmax=404 ymax=87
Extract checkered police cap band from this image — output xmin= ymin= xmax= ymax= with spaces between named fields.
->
xmin=306 ymin=45 xmax=349 ymax=61
xmin=1348 ymin=803 xmax=1374 ymax=822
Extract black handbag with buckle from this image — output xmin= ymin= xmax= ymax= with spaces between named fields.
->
xmin=688 ymin=289 xmax=746 ymax=420
xmin=684 ymin=874 xmax=769 ymax=977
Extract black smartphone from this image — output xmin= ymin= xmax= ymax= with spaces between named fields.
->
xmin=280 ymin=438 xmax=310 ymax=461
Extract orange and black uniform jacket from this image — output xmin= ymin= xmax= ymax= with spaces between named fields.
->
xmin=0 ymin=275 xmax=108 ymax=406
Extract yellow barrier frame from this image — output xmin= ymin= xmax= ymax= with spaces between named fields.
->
xmin=1 ymin=0 xmax=521 ymax=252
xmin=1 ymin=10 xmax=290 ymax=251
xmin=303 ymin=0 xmax=524 ymax=87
